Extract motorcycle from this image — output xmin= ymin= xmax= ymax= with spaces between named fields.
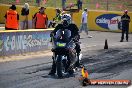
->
xmin=51 ymin=30 xmax=81 ymax=78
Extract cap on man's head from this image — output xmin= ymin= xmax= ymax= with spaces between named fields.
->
xmin=124 ymin=10 xmax=128 ymax=13
xmin=10 ymin=4 xmax=16 ymax=10
xmin=84 ymin=8 xmax=87 ymax=11
xmin=39 ymin=7 xmax=46 ymax=10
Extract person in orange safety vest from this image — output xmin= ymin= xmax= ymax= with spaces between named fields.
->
xmin=33 ymin=7 xmax=48 ymax=29
xmin=4 ymin=4 xmax=19 ymax=30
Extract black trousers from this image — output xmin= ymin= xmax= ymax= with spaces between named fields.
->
xmin=50 ymin=43 xmax=81 ymax=73
xmin=121 ymin=29 xmax=129 ymax=40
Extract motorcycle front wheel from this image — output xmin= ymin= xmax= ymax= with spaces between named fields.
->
xmin=56 ymin=55 xmax=65 ymax=78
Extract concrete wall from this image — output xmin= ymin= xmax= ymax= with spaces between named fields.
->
xmin=0 ymin=5 xmax=132 ymax=32
xmin=0 ymin=4 xmax=56 ymax=29
xmin=0 ymin=5 xmax=132 ymax=56
xmin=88 ymin=10 xmax=132 ymax=33
xmin=72 ymin=10 xmax=132 ymax=33
xmin=0 ymin=4 xmax=56 ymax=22
xmin=0 ymin=29 xmax=53 ymax=56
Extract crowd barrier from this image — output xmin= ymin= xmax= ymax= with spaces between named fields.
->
xmin=0 ymin=29 xmax=53 ymax=56
xmin=73 ymin=10 xmax=132 ymax=33
xmin=0 ymin=4 xmax=56 ymax=29
xmin=0 ymin=5 xmax=132 ymax=56
xmin=0 ymin=5 xmax=132 ymax=32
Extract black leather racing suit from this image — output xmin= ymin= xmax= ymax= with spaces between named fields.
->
xmin=49 ymin=23 xmax=81 ymax=74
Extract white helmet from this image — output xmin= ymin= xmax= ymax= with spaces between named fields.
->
xmin=62 ymin=14 xmax=71 ymax=27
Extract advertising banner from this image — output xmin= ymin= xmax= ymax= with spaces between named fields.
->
xmin=95 ymin=14 xmax=121 ymax=30
xmin=88 ymin=10 xmax=132 ymax=32
xmin=0 ymin=30 xmax=52 ymax=56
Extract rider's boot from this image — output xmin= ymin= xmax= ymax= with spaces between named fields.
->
xmin=48 ymin=56 xmax=56 ymax=75
xmin=75 ymin=53 xmax=82 ymax=68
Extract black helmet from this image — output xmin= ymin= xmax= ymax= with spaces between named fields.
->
xmin=61 ymin=14 xmax=71 ymax=27
xmin=10 ymin=4 xmax=16 ymax=10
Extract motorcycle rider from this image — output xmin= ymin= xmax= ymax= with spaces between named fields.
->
xmin=49 ymin=14 xmax=81 ymax=75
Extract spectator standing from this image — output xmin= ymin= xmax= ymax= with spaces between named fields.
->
xmin=120 ymin=10 xmax=130 ymax=42
xmin=53 ymin=9 xmax=62 ymax=23
xmin=33 ymin=7 xmax=48 ymax=29
xmin=48 ymin=8 xmax=62 ymax=28
xmin=62 ymin=0 xmax=66 ymax=10
xmin=4 ymin=4 xmax=19 ymax=30
xmin=77 ymin=0 xmax=82 ymax=10
xmin=21 ymin=3 xmax=29 ymax=30
xmin=79 ymin=8 xmax=92 ymax=38
xmin=36 ymin=0 xmax=41 ymax=7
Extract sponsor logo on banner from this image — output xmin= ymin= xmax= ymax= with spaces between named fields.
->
xmin=95 ymin=14 xmax=121 ymax=30
xmin=4 ymin=34 xmax=49 ymax=51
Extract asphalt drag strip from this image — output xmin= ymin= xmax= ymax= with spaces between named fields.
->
xmin=0 ymin=48 xmax=132 ymax=88
xmin=82 ymin=48 xmax=132 ymax=73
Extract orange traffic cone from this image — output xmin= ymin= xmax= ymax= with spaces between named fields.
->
xmin=104 ymin=39 xmax=108 ymax=49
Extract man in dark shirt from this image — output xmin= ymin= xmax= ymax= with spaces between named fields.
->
xmin=52 ymin=23 xmax=79 ymax=39
xmin=49 ymin=14 xmax=81 ymax=75
xmin=77 ymin=0 xmax=82 ymax=10
xmin=21 ymin=3 xmax=29 ymax=29
xmin=120 ymin=10 xmax=130 ymax=42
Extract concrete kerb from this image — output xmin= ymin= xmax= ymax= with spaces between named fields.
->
xmin=0 ymin=49 xmax=52 ymax=63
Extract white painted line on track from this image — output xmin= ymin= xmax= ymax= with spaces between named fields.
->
xmin=128 ymin=85 xmax=132 ymax=88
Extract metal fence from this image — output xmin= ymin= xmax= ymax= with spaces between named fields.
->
xmin=0 ymin=0 xmax=132 ymax=11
